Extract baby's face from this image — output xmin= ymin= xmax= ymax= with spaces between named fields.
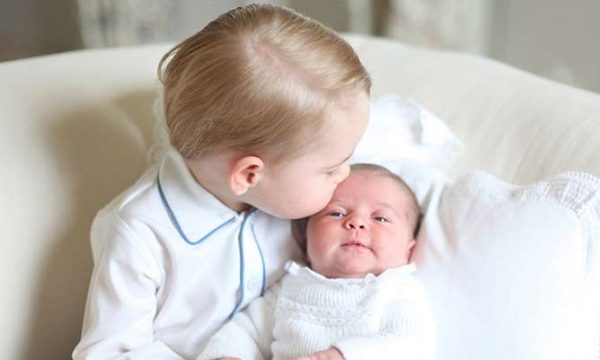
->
xmin=306 ymin=170 xmax=416 ymax=278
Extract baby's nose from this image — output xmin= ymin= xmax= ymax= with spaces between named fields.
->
xmin=345 ymin=218 xmax=366 ymax=230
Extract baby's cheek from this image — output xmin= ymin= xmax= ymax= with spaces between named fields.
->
xmin=379 ymin=243 xmax=408 ymax=267
xmin=376 ymin=241 xmax=406 ymax=269
xmin=306 ymin=236 xmax=332 ymax=264
xmin=306 ymin=237 xmax=322 ymax=259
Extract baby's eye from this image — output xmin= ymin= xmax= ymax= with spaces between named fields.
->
xmin=374 ymin=216 xmax=390 ymax=223
xmin=328 ymin=211 xmax=346 ymax=218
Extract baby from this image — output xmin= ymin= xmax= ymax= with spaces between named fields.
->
xmin=199 ymin=164 xmax=436 ymax=360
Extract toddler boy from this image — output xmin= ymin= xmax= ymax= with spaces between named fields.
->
xmin=73 ymin=4 xmax=371 ymax=359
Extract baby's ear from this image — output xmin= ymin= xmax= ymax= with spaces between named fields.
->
xmin=228 ymin=155 xmax=264 ymax=196
xmin=406 ymin=239 xmax=417 ymax=262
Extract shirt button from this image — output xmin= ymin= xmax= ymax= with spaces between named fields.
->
xmin=247 ymin=276 xmax=260 ymax=292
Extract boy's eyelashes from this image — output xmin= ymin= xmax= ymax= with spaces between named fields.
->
xmin=325 ymin=167 xmax=339 ymax=176
xmin=324 ymin=153 xmax=353 ymax=175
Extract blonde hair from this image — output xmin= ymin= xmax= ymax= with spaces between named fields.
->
xmin=158 ymin=3 xmax=371 ymax=163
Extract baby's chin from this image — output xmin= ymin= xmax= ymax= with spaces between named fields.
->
xmin=322 ymin=263 xmax=381 ymax=279
xmin=320 ymin=258 xmax=409 ymax=279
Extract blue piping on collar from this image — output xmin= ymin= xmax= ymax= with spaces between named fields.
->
xmin=157 ymin=174 xmax=260 ymax=320
xmin=157 ymin=175 xmax=236 ymax=245
xmin=251 ymin=224 xmax=267 ymax=296
xmin=228 ymin=208 xmax=257 ymax=320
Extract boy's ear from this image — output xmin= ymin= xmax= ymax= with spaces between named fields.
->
xmin=228 ymin=155 xmax=265 ymax=196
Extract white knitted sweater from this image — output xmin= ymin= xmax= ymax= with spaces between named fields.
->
xmin=199 ymin=261 xmax=436 ymax=360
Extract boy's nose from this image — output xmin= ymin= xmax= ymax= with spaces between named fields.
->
xmin=333 ymin=163 xmax=351 ymax=185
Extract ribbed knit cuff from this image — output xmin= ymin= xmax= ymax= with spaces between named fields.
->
xmin=196 ymin=337 xmax=263 ymax=360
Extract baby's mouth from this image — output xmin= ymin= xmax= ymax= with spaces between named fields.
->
xmin=341 ymin=240 xmax=371 ymax=252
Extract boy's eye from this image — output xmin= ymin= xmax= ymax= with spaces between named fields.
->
xmin=326 ymin=168 xmax=337 ymax=176
xmin=374 ymin=216 xmax=390 ymax=223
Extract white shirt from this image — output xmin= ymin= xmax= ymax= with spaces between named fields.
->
xmin=199 ymin=262 xmax=436 ymax=360
xmin=73 ymin=149 xmax=303 ymax=359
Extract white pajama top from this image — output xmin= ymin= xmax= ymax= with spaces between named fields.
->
xmin=73 ymin=149 xmax=303 ymax=359
xmin=199 ymin=262 xmax=436 ymax=360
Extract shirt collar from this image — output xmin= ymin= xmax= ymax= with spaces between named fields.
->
xmin=158 ymin=148 xmax=239 ymax=244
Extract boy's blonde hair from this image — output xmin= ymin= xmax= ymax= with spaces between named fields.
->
xmin=158 ymin=3 xmax=371 ymax=163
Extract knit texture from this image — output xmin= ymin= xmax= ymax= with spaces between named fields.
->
xmin=199 ymin=261 xmax=436 ymax=360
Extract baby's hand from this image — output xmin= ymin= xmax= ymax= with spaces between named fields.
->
xmin=295 ymin=347 xmax=344 ymax=360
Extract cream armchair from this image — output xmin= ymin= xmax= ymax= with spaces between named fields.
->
xmin=1 ymin=34 xmax=599 ymax=359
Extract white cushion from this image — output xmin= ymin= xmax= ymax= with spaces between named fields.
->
xmin=352 ymin=95 xmax=463 ymax=172
xmin=412 ymin=171 xmax=600 ymax=359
